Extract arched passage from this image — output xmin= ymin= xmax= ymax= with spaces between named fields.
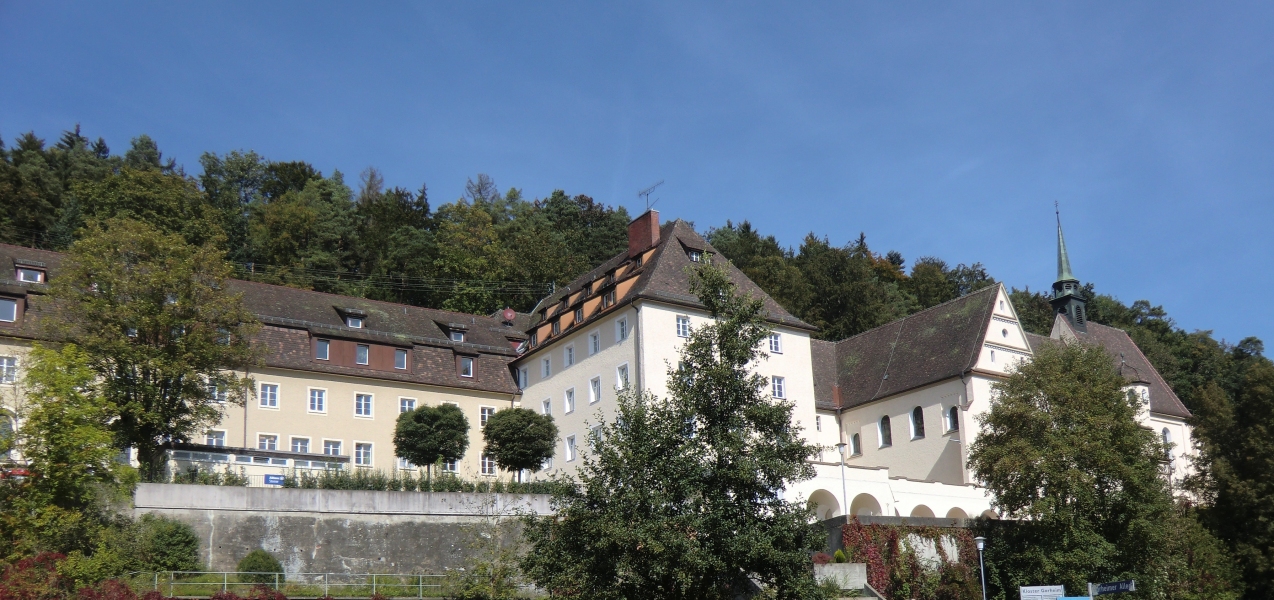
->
xmin=945 ymin=507 xmax=969 ymax=519
xmin=909 ymin=505 xmax=935 ymax=518
xmin=807 ymin=489 xmax=841 ymax=521
xmin=981 ymin=509 xmax=1000 ymax=520
xmin=850 ymin=493 xmax=882 ymax=516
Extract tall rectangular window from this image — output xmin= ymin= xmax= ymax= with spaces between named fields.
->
xmin=291 ymin=437 xmax=310 ymax=453
xmin=542 ymin=399 xmax=552 ymax=416
xmin=354 ymin=443 xmax=372 ymax=466
xmin=676 ymin=315 xmax=691 ymax=338
xmin=481 ymin=454 xmax=496 ymax=476
xmin=258 ymin=435 xmax=277 ymax=451
xmin=355 ymin=344 xmax=369 ymax=365
xmin=617 ymin=365 xmax=629 ymax=390
xmin=616 ymin=318 xmax=628 ymax=341
xmin=206 ymin=430 xmax=225 ymax=447
xmin=0 ymin=299 xmax=14 ymax=322
xmin=315 ymin=339 xmax=330 ymax=360
xmin=771 ymin=376 xmax=786 ymax=399
xmin=542 ymin=358 xmax=551 ymax=378
xmin=207 ymin=383 xmax=227 ymax=403
xmin=259 ymin=383 xmax=278 ymax=408
xmin=769 ymin=333 xmax=783 ymax=354
xmin=574 ymin=307 xmax=584 ymax=324
xmin=309 ymin=389 xmax=327 ymax=413
xmin=589 ymin=332 xmax=600 ymax=355
xmin=459 ymin=356 xmax=474 ymax=378
xmin=565 ymin=436 xmax=577 ymax=462
xmin=324 ymin=440 xmax=342 ymax=456
xmin=552 ymin=320 xmax=561 ymax=335
xmin=590 ymin=377 xmax=602 ymax=404
xmin=355 ymin=393 xmax=373 ymax=417
xmin=0 ymin=357 xmax=16 ymax=384
xmin=565 ymin=388 xmax=576 ymax=413
xmin=517 ymin=367 xmax=528 ymax=390
xmin=400 ymin=398 xmax=416 ymax=413
xmin=481 ymin=406 xmax=496 ymax=427
xmin=564 ymin=345 xmax=574 ymax=367
xmin=395 ymin=348 xmax=408 ymax=370
xmin=815 ymin=415 xmax=822 ymax=432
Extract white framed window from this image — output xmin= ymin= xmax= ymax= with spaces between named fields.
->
xmin=676 ymin=315 xmax=691 ymax=338
xmin=400 ymin=398 xmax=416 ymax=413
xmin=308 ymin=388 xmax=327 ymax=413
xmin=878 ymin=416 xmax=893 ymax=448
xmin=346 ymin=316 xmax=363 ymax=328
xmin=815 ymin=415 xmax=822 ymax=432
xmin=850 ymin=433 xmax=861 ymax=456
xmin=207 ymin=382 xmax=228 ymax=403
xmin=206 ymin=430 xmax=226 ymax=447
xmin=552 ymin=320 xmax=561 ymax=335
xmin=0 ymin=299 xmax=15 ymax=323
xmin=315 ymin=339 xmax=329 ymax=360
xmin=451 ymin=331 xmax=465 ymax=342
xmin=591 ymin=425 xmax=603 ymax=441
xmin=259 ymin=383 xmax=279 ymax=408
xmin=589 ymin=377 xmax=601 ymax=404
xmin=566 ymin=388 xmax=576 ymax=413
xmin=910 ymin=406 xmax=925 ymax=439
xmin=459 ymin=356 xmax=475 ymax=378
xmin=480 ymin=406 xmax=496 ymax=427
xmin=354 ymin=442 xmax=373 ymax=466
xmin=687 ymin=249 xmax=703 ymax=263
xmin=398 ymin=457 xmax=416 ymax=470
xmin=769 ymin=333 xmax=782 ymax=354
xmin=395 ymin=348 xmax=408 ymax=370
xmin=542 ymin=399 xmax=552 ymax=416
xmin=616 ymin=364 xmax=630 ymax=390
xmin=0 ymin=357 xmax=16 ymax=384
xmin=323 ymin=439 xmax=342 ymax=456
xmin=481 ymin=454 xmax=496 ymax=476
xmin=589 ymin=331 xmax=601 ymax=355
xmin=442 ymin=458 xmax=458 ymax=473
xmin=291 ymin=437 xmax=310 ymax=453
xmin=616 ymin=317 xmax=628 ymax=342
xmin=542 ymin=357 xmax=551 ymax=378
xmin=355 ymin=393 xmax=373 ymax=417
xmin=355 ymin=344 xmax=369 ymax=365
xmin=564 ymin=345 xmax=575 ymax=368
xmin=574 ymin=307 xmax=584 ymax=324
xmin=16 ymin=268 xmax=44 ymax=283
xmin=771 ymin=376 xmax=785 ymax=399
xmin=258 ymin=434 xmax=278 ymax=451
xmin=565 ymin=435 xmax=577 ymax=462
xmin=517 ymin=367 xmax=529 ymax=390
xmin=947 ymin=406 xmax=960 ymax=432
xmin=990 ymin=350 xmax=996 ymax=363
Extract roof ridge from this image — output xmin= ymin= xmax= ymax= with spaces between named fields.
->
xmin=833 ymin=284 xmax=999 ymax=346
xmin=962 ymin=283 xmax=999 ymax=372
xmin=230 ymin=278 xmax=505 ymax=322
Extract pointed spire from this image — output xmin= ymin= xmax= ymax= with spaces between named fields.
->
xmin=1055 ymin=203 xmax=1076 ymax=283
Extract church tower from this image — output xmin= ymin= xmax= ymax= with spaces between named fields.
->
xmin=1050 ymin=211 xmax=1088 ymax=332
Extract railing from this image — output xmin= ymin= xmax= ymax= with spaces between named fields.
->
xmin=130 ymin=571 xmax=449 ymax=598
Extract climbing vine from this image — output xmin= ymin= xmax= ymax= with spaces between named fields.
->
xmin=841 ymin=518 xmax=981 ymax=600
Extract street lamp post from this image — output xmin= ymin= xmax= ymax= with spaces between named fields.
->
xmin=973 ymin=536 xmax=987 ymax=600
xmin=835 ymin=443 xmax=848 ymax=520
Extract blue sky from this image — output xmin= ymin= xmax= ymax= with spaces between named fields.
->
xmin=3 ymin=2 xmax=1272 ymax=345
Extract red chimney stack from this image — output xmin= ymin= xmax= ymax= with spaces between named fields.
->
xmin=628 ymin=210 xmax=660 ymax=258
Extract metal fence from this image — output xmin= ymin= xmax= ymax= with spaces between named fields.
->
xmin=132 ymin=571 xmax=449 ymax=598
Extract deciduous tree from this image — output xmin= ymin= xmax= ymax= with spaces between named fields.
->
xmin=481 ymin=408 xmax=557 ymax=482
xmin=394 ymin=403 xmax=470 ymax=479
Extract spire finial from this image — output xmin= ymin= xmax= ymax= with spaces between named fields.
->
xmin=1055 ymin=203 xmax=1075 ymax=283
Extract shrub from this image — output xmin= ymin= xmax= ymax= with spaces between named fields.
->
xmin=244 ymin=586 xmax=286 ymax=600
xmin=812 ymin=552 xmax=833 ymax=565
xmin=135 ymin=516 xmax=199 ymax=572
xmin=833 ymin=549 xmax=848 ymax=563
xmin=74 ymin=580 xmax=136 ymax=600
xmin=0 ymin=552 xmax=72 ymax=600
xmin=235 ymin=551 xmax=283 ymax=586
xmin=209 ymin=591 xmax=243 ymax=600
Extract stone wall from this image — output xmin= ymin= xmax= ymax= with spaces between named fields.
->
xmin=133 ymin=484 xmax=553 ymax=574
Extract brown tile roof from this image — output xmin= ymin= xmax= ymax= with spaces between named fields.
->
xmin=826 ymin=285 xmax=999 ymax=410
xmin=1067 ymin=321 xmax=1192 ymax=419
xmin=811 ymin=339 xmax=839 ymax=410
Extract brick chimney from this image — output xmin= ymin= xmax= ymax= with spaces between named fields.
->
xmin=628 ymin=210 xmax=660 ymax=258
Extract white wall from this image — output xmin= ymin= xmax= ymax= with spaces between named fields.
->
xmin=840 ymin=379 xmax=968 ymax=485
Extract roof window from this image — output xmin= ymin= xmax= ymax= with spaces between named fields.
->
xmin=688 ymin=249 xmax=703 ymax=263
xmin=346 ymin=316 xmax=363 ymax=328
xmin=16 ymin=267 xmax=44 ymax=283
xmin=451 ymin=331 xmax=465 ymax=343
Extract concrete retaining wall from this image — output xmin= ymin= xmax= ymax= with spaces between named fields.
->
xmin=133 ymin=484 xmax=553 ymax=574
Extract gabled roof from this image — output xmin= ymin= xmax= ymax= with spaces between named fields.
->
xmin=1056 ymin=317 xmax=1192 ymax=419
xmin=819 ymin=285 xmax=999 ymax=410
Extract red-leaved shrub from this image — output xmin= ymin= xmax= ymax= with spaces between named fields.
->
xmin=74 ymin=580 xmax=136 ymax=600
xmin=244 ymin=586 xmax=286 ymax=600
xmin=0 ymin=552 xmax=72 ymax=600
xmin=209 ymin=591 xmax=243 ymax=600
xmin=811 ymin=552 xmax=833 ymax=565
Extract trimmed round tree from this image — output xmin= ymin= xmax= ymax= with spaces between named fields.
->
xmin=393 ymin=403 xmax=470 ymax=479
xmin=482 ymin=408 xmax=558 ymax=482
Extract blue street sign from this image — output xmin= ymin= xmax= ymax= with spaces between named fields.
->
xmin=264 ymin=474 xmax=285 ymax=486
xmin=1091 ymin=580 xmax=1135 ymax=596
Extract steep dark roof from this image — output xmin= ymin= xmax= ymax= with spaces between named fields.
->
xmin=1069 ymin=321 xmax=1192 ymax=419
xmin=811 ymin=339 xmax=839 ymax=411
xmin=829 ymin=285 xmax=999 ymax=410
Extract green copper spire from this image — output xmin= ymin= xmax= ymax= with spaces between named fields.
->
xmin=1055 ymin=205 xmax=1076 ymax=283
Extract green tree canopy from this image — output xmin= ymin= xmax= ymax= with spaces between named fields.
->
xmin=520 ymin=264 xmax=823 ymax=600
xmin=46 ymin=218 xmax=260 ymax=479
xmin=394 ymin=403 xmax=470 ymax=477
xmin=481 ymin=408 xmax=557 ymax=481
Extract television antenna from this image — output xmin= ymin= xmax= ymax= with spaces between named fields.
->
xmin=637 ymin=180 xmax=664 ymax=211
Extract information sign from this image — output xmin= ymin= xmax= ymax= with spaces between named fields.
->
xmin=1020 ymin=585 xmax=1066 ymax=600
xmin=263 ymin=474 xmax=284 ymax=486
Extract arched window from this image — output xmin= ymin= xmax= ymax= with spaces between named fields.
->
xmin=948 ymin=406 xmax=960 ymax=432
xmin=911 ymin=407 xmax=925 ymax=439
xmin=0 ymin=414 xmax=12 ymax=460
xmin=878 ymin=416 xmax=892 ymax=448
xmin=1162 ymin=428 xmax=1174 ymax=467
xmin=850 ymin=433 xmax=861 ymax=456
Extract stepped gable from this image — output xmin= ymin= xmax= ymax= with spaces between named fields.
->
xmin=1072 ymin=322 xmax=1191 ymax=419
xmin=830 ymin=285 xmax=999 ymax=409
xmin=811 ymin=339 xmax=839 ymax=410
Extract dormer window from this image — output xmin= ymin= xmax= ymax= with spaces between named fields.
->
xmin=0 ymin=298 xmax=16 ymax=323
xmin=688 ymin=250 xmax=703 ymax=263
xmin=451 ymin=331 xmax=465 ymax=343
xmin=604 ymin=272 xmax=615 ymax=286
xmin=574 ymin=307 xmax=584 ymax=324
xmin=603 ymin=291 xmax=616 ymax=307
xmin=16 ymin=268 xmax=44 ymax=283
xmin=346 ymin=316 xmax=363 ymax=328
xmin=552 ymin=320 xmax=561 ymax=335
xmin=633 ymin=255 xmax=643 ymax=267
xmin=583 ymin=284 xmax=593 ymax=296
